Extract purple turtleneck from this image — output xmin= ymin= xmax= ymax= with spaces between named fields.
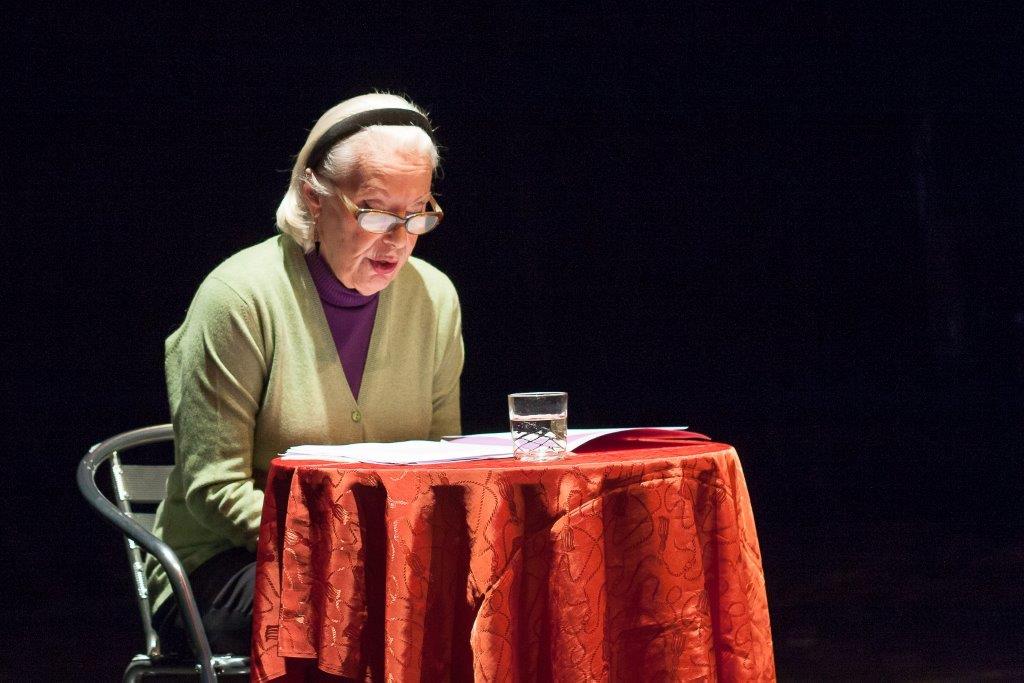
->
xmin=304 ymin=248 xmax=380 ymax=400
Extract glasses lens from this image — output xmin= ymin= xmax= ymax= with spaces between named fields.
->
xmin=358 ymin=211 xmax=397 ymax=233
xmin=407 ymin=214 xmax=439 ymax=235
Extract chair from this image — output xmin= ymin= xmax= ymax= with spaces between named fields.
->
xmin=77 ymin=424 xmax=250 ymax=682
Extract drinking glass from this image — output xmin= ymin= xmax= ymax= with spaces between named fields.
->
xmin=507 ymin=392 xmax=568 ymax=461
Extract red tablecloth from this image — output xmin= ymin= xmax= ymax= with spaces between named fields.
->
xmin=252 ymin=440 xmax=775 ymax=681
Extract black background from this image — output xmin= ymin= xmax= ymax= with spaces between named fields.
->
xmin=7 ymin=3 xmax=1023 ymax=679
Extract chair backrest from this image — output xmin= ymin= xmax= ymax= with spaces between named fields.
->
xmin=108 ymin=453 xmax=175 ymax=656
xmin=111 ymin=458 xmax=175 ymax=532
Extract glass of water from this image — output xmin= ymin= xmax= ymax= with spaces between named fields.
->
xmin=508 ymin=391 xmax=568 ymax=461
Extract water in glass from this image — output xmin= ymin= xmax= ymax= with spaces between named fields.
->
xmin=511 ymin=413 xmax=567 ymax=461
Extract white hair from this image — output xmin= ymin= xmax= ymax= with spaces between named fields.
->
xmin=276 ymin=93 xmax=440 ymax=253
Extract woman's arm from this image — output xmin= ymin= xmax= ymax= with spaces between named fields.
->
xmin=429 ymin=290 xmax=464 ymax=440
xmin=166 ymin=275 xmax=267 ymax=550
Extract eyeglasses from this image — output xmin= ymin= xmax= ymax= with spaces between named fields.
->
xmin=337 ymin=190 xmax=444 ymax=235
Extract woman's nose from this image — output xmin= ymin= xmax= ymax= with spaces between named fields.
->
xmin=382 ymin=222 xmax=409 ymax=246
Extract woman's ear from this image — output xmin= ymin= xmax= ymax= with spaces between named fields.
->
xmin=300 ymin=176 xmax=323 ymax=219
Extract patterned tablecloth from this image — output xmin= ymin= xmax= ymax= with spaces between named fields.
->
xmin=252 ymin=439 xmax=775 ymax=681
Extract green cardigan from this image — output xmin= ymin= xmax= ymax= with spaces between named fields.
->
xmin=146 ymin=235 xmax=463 ymax=612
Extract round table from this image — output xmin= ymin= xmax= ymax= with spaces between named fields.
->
xmin=251 ymin=439 xmax=775 ymax=681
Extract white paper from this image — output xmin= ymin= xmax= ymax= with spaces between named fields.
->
xmin=280 ymin=440 xmax=513 ymax=465
xmin=280 ymin=426 xmax=692 ymax=465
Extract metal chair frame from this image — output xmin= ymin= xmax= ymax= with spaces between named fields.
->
xmin=77 ymin=424 xmax=250 ymax=682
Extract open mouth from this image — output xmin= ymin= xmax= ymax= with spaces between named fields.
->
xmin=368 ymin=258 xmax=398 ymax=276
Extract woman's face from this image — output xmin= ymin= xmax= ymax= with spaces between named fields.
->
xmin=308 ymin=150 xmax=433 ymax=295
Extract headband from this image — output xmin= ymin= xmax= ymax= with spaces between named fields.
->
xmin=304 ymin=108 xmax=437 ymax=171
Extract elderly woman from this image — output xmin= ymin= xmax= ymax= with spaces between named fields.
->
xmin=147 ymin=93 xmax=462 ymax=654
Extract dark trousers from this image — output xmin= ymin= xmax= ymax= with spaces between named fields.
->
xmin=154 ymin=547 xmax=256 ymax=657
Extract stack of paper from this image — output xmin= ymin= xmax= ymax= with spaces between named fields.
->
xmin=280 ymin=427 xmax=700 ymax=465
xmin=280 ymin=440 xmax=513 ymax=465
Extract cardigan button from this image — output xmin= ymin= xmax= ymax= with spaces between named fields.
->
xmin=351 ymin=410 xmax=362 ymax=423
